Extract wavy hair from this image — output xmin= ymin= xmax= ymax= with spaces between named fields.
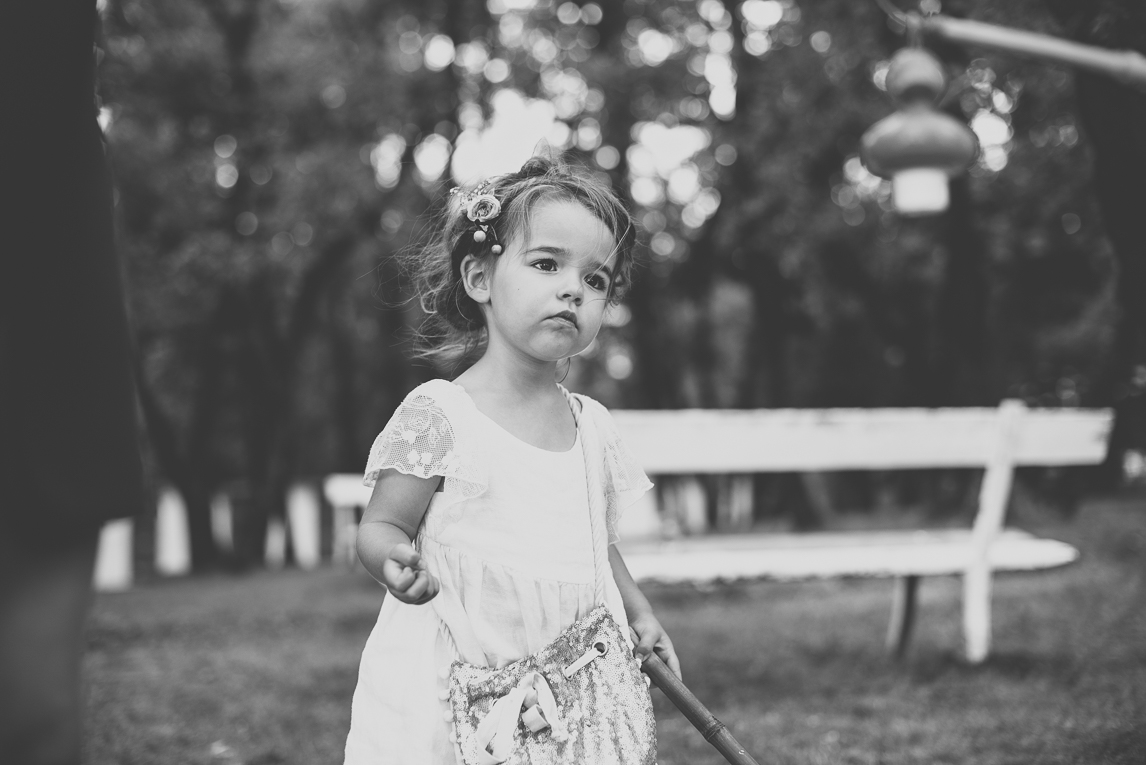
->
xmin=405 ymin=155 xmax=638 ymax=369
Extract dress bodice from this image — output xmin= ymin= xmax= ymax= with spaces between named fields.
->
xmin=424 ymin=399 xmax=594 ymax=585
xmin=414 ymin=383 xmax=610 ymax=666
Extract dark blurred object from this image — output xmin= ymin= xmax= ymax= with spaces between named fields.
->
xmin=1 ymin=0 xmax=142 ymax=534
xmin=0 ymin=1 xmax=143 ymax=763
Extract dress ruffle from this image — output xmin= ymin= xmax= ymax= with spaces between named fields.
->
xmin=364 ymin=380 xmax=489 ymax=522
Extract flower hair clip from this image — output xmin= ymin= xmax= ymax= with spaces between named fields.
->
xmin=450 ymin=181 xmax=504 ymax=255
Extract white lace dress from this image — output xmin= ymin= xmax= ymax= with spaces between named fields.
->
xmin=343 ymin=379 xmax=653 ymax=764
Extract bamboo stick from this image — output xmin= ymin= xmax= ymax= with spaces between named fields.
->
xmin=641 ymin=655 xmax=763 ymax=765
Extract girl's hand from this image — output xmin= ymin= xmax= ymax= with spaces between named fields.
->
xmin=380 ymin=543 xmax=440 ymax=605
xmin=628 ymin=611 xmax=682 ymax=681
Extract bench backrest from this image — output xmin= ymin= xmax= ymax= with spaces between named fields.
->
xmin=325 ymin=402 xmax=1112 ymax=509
xmin=610 ymin=403 xmax=1112 ymax=474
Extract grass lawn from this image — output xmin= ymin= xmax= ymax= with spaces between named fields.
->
xmin=85 ymin=497 xmax=1146 ymax=765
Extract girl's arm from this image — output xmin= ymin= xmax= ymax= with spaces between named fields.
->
xmin=609 ymin=545 xmax=682 ymax=680
xmin=356 ymin=468 xmax=443 ymax=605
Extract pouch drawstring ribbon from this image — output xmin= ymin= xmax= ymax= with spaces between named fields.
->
xmin=473 ymin=671 xmax=565 ymax=765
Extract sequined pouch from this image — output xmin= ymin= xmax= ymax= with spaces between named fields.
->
xmin=448 ymin=605 xmax=656 ymax=765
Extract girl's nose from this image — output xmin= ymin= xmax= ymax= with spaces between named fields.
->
xmin=559 ymin=279 xmax=583 ymax=305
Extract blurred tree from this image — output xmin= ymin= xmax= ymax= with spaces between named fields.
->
xmin=98 ymin=0 xmax=1136 ymax=569
xmin=102 ymin=0 xmax=459 ymax=567
xmin=1038 ymin=0 xmax=1146 ymax=481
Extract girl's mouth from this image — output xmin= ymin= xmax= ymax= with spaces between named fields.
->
xmin=551 ymin=311 xmax=578 ymax=328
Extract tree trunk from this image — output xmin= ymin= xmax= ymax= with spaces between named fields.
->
xmin=329 ymin=301 xmax=362 ymax=472
xmin=1046 ymin=1 xmax=1146 ymax=483
xmin=936 ymin=176 xmax=992 ymax=407
xmin=1074 ymin=70 xmax=1146 ymax=481
xmin=134 ymin=289 xmax=236 ymax=571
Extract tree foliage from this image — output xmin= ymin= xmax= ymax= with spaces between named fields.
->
xmin=98 ymin=0 xmax=1144 ymax=568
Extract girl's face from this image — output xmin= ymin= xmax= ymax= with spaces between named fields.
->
xmin=464 ymin=198 xmax=617 ymax=366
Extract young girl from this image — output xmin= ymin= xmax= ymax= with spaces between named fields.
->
xmin=343 ymin=156 xmax=680 ymax=764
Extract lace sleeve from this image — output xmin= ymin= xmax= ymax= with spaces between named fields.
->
xmin=363 ymin=382 xmax=487 ymax=504
xmin=578 ymin=396 xmax=654 ymax=545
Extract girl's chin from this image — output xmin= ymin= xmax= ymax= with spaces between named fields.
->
xmin=497 ymin=331 xmax=597 ymax=363
xmin=527 ymin=343 xmax=589 ymax=363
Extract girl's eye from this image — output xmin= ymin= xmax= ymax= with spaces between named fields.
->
xmin=532 ymin=258 xmax=558 ymax=272
xmin=585 ymin=273 xmax=609 ymax=291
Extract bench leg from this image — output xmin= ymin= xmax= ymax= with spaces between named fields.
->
xmin=963 ymin=564 xmax=992 ymax=664
xmin=885 ymin=575 xmax=919 ymax=659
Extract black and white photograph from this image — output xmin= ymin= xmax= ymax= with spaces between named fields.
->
xmin=2 ymin=1 xmax=1144 ymax=763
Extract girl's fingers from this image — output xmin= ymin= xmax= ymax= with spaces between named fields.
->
xmin=634 ymin=630 xmax=658 ymax=662
xmin=389 ymin=544 xmax=422 ymax=569
xmin=629 ymin=621 xmax=659 ymax=661
xmin=384 ymin=553 xmax=439 ymax=604
xmin=404 ymin=573 xmax=429 ymax=602
xmin=656 ymin=642 xmax=682 ymax=681
xmin=411 ymin=572 xmax=435 ymax=603
xmin=382 ymin=559 xmax=416 ymax=591
xmin=413 ymin=572 xmax=441 ymax=604
xmin=629 ymin=618 xmax=682 ymax=681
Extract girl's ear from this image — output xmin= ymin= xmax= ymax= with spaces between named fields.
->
xmin=460 ymin=254 xmax=491 ymax=304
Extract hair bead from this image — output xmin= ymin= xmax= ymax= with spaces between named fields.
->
xmin=473 ymin=230 xmax=487 ymax=243
xmin=491 ymin=244 xmax=503 ymax=255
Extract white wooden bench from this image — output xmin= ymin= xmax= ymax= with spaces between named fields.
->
xmin=323 ymin=400 xmax=1112 ymax=664
xmin=610 ymin=400 xmax=1111 ymax=663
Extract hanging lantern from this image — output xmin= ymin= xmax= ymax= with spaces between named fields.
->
xmin=861 ymin=47 xmax=978 ymax=216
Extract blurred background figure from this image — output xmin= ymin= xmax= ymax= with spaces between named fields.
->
xmin=0 ymin=2 xmax=143 ymax=763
